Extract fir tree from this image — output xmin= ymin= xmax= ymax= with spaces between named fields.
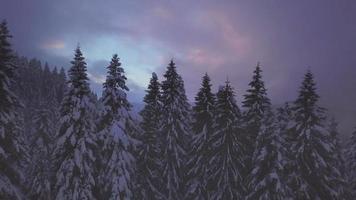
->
xmin=56 ymin=67 xmax=67 ymax=103
xmin=326 ymin=118 xmax=349 ymax=199
xmin=290 ymin=71 xmax=345 ymax=199
xmin=327 ymin=118 xmax=346 ymax=174
xmin=185 ymin=73 xmax=215 ymax=200
xmin=137 ymin=72 xmax=164 ymax=200
xmin=276 ymin=103 xmax=293 ymax=141
xmin=276 ymin=102 xmax=297 ymax=193
xmin=346 ymin=129 xmax=356 ymax=197
xmin=29 ymin=106 xmax=55 ymax=200
xmin=0 ymin=20 xmax=26 ymax=199
xmin=160 ymin=60 xmax=191 ymax=200
xmin=41 ymin=62 xmax=52 ymax=99
xmin=53 ymin=47 xmax=98 ymax=200
xmin=97 ymin=54 xmax=137 ymax=200
xmin=242 ymin=63 xmax=271 ymax=169
xmin=246 ymin=109 xmax=292 ymax=199
xmin=208 ymin=80 xmax=245 ymax=199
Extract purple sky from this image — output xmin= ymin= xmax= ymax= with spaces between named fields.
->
xmin=1 ymin=0 xmax=356 ymax=137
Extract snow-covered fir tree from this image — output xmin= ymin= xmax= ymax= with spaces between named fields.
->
xmin=53 ymin=47 xmax=98 ymax=200
xmin=185 ymin=73 xmax=215 ymax=200
xmin=160 ymin=60 xmax=191 ymax=200
xmin=246 ymin=109 xmax=292 ymax=200
xmin=327 ymin=118 xmax=346 ymax=172
xmin=29 ymin=105 xmax=55 ymax=200
xmin=0 ymin=20 xmax=27 ymax=200
xmin=97 ymin=54 xmax=137 ymax=200
xmin=289 ymin=71 xmax=345 ymax=199
xmin=346 ymin=129 xmax=356 ymax=197
xmin=208 ymin=80 xmax=245 ymax=200
xmin=326 ymin=118 xmax=350 ymax=199
xmin=41 ymin=63 xmax=53 ymax=98
xmin=276 ymin=102 xmax=298 ymax=194
xmin=56 ymin=67 xmax=67 ymax=103
xmin=136 ymin=72 xmax=164 ymax=200
xmin=327 ymin=120 xmax=343 ymax=164
xmin=242 ymin=63 xmax=271 ymax=170
xmin=276 ymin=103 xmax=293 ymax=139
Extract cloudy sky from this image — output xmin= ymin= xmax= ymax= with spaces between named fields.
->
xmin=1 ymin=0 xmax=356 ymax=137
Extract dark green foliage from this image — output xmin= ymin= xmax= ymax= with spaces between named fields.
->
xmin=0 ymin=20 xmax=26 ymax=200
xmin=29 ymin=107 xmax=55 ymax=200
xmin=289 ymin=71 xmax=345 ymax=199
xmin=208 ymin=81 xmax=245 ymax=200
xmin=98 ymin=54 xmax=137 ymax=199
xmin=242 ymin=63 xmax=271 ymax=185
xmin=137 ymin=72 xmax=164 ymax=199
xmin=160 ymin=60 xmax=191 ymax=200
xmin=242 ymin=63 xmax=271 ymax=147
xmin=246 ymin=109 xmax=291 ymax=199
xmin=185 ymin=73 xmax=215 ymax=200
xmin=53 ymin=47 xmax=98 ymax=200
xmin=346 ymin=129 xmax=356 ymax=197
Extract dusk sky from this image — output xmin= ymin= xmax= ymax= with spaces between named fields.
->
xmin=1 ymin=0 xmax=356 ymax=136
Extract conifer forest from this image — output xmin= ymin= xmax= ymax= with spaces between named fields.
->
xmin=1 ymin=1 xmax=356 ymax=200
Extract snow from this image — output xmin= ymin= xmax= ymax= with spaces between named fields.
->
xmin=111 ymin=122 xmax=130 ymax=148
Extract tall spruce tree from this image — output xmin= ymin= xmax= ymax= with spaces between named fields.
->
xmin=160 ymin=60 xmax=191 ymax=200
xmin=276 ymin=102 xmax=297 ymax=193
xmin=246 ymin=109 xmax=292 ymax=199
xmin=208 ymin=80 xmax=245 ymax=199
xmin=0 ymin=20 xmax=26 ymax=199
xmin=29 ymin=106 xmax=55 ymax=200
xmin=53 ymin=47 xmax=98 ymax=200
xmin=326 ymin=118 xmax=349 ymax=199
xmin=137 ymin=72 xmax=164 ymax=200
xmin=346 ymin=129 xmax=356 ymax=197
xmin=327 ymin=118 xmax=346 ymax=173
xmin=276 ymin=103 xmax=293 ymax=142
xmin=185 ymin=73 xmax=215 ymax=200
xmin=290 ymin=71 xmax=345 ymax=199
xmin=242 ymin=63 xmax=271 ymax=168
xmin=98 ymin=54 xmax=137 ymax=200
xmin=56 ymin=67 xmax=67 ymax=103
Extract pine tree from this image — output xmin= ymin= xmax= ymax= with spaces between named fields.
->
xmin=41 ymin=62 xmax=52 ymax=98
xmin=327 ymin=118 xmax=346 ymax=175
xmin=242 ymin=63 xmax=271 ymax=169
xmin=208 ymin=80 xmax=245 ymax=199
xmin=97 ymin=54 xmax=137 ymax=200
xmin=53 ymin=47 xmax=98 ymax=200
xmin=0 ymin=20 xmax=27 ymax=199
xmin=185 ymin=73 xmax=215 ymax=200
xmin=29 ymin=106 xmax=55 ymax=200
xmin=136 ymin=72 xmax=164 ymax=199
xmin=276 ymin=102 xmax=297 ymax=194
xmin=56 ymin=67 xmax=67 ymax=103
xmin=246 ymin=109 xmax=292 ymax=199
xmin=290 ymin=71 xmax=345 ymax=199
xmin=346 ymin=129 xmax=356 ymax=197
xmin=326 ymin=118 xmax=349 ymax=199
xmin=160 ymin=60 xmax=191 ymax=200
xmin=276 ymin=103 xmax=293 ymax=142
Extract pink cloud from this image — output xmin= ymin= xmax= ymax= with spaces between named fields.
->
xmin=186 ymin=48 xmax=226 ymax=70
xmin=151 ymin=5 xmax=173 ymax=20
xmin=40 ymin=39 xmax=65 ymax=50
xmin=196 ymin=10 xmax=252 ymax=57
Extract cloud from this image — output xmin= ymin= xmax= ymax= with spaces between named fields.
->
xmin=87 ymin=72 xmax=106 ymax=84
xmin=196 ymin=10 xmax=251 ymax=56
xmin=2 ymin=0 xmax=356 ymax=138
xmin=40 ymin=40 xmax=65 ymax=50
xmin=152 ymin=5 xmax=173 ymax=20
